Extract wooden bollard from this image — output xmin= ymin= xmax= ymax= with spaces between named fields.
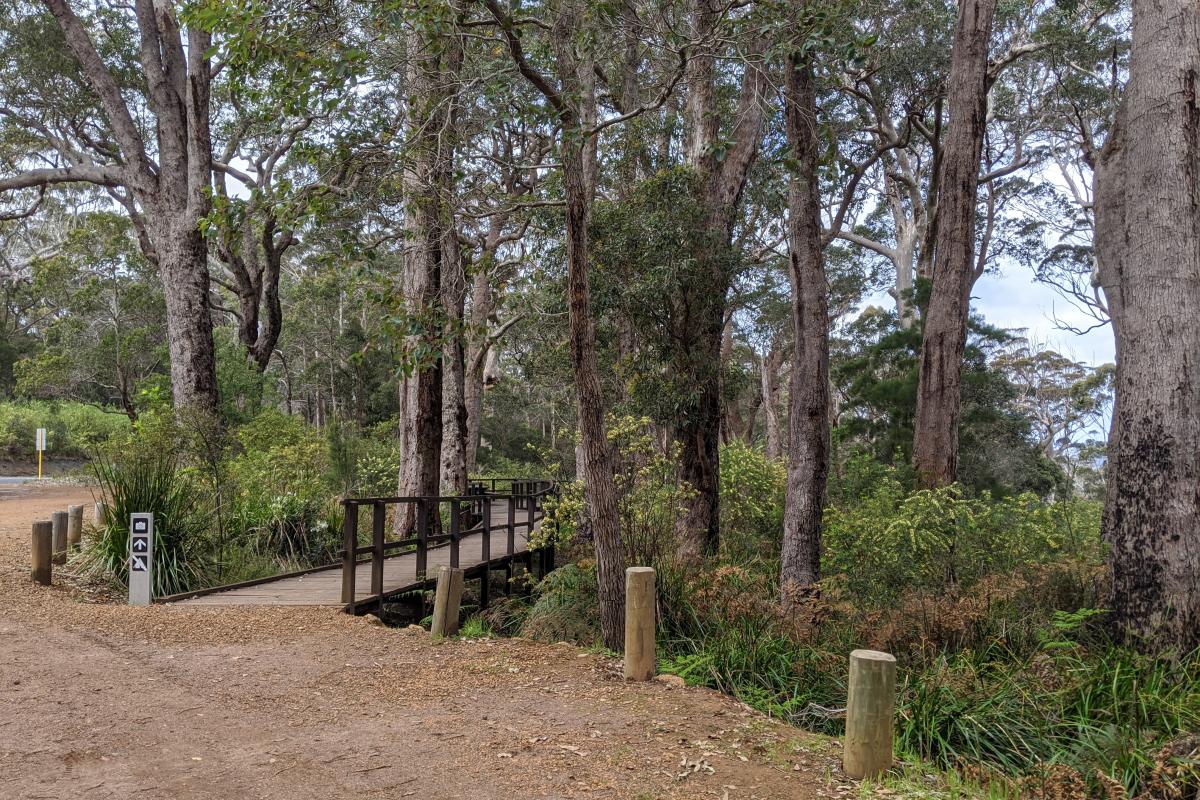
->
xmin=623 ymin=567 xmax=656 ymax=681
xmin=430 ymin=566 xmax=464 ymax=638
xmin=843 ymin=649 xmax=897 ymax=780
xmin=93 ymin=501 xmax=106 ymax=525
xmin=31 ymin=520 xmax=52 ymax=585
xmin=50 ymin=510 xmax=68 ymax=565
xmin=67 ymin=505 xmax=84 ymax=550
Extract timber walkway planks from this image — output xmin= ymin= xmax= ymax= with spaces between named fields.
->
xmin=165 ymin=480 xmax=556 ymax=612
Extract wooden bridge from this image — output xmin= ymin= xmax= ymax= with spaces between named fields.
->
xmin=163 ymin=479 xmax=557 ymax=613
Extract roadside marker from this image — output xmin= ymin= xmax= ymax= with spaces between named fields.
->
xmin=35 ymin=428 xmax=46 ymax=479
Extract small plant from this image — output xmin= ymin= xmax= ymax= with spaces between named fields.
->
xmin=459 ymin=615 xmax=493 ymax=639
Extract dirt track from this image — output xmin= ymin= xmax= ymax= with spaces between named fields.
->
xmin=0 ymin=484 xmax=854 ymax=800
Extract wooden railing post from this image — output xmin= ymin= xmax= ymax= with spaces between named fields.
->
xmin=31 ymin=520 xmax=52 ymax=586
xmin=449 ymin=499 xmax=460 ymax=568
xmin=843 ymin=649 xmax=897 ymax=780
xmin=371 ymin=501 xmax=385 ymax=606
xmin=624 ymin=567 xmax=656 ymax=681
xmin=431 ymin=565 xmax=464 ymax=637
xmin=416 ymin=499 xmax=429 ymax=580
xmin=526 ymin=492 xmax=535 ymax=541
xmin=506 ymin=496 xmax=516 ymax=557
xmin=480 ymin=495 xmax=491 ymax=609
xmin=67 ymin=505 xmax=83 ymax=550
xmin=51 ymin=510 xmax=67 ymax=565
xmin=340 ymin=502 xmax=358 ymax=605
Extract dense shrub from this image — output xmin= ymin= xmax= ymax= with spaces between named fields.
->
xmin=718 ymin=441 xmax=786 ymax=563
xmin=823 ymin=473 xmax=1104 ymax=607
xmin=0 ymin=400 xmax=129 ymax=460
xmin=524 ymin=443 xmax=1190 ymax=796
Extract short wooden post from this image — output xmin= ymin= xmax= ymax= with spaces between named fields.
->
xmin=843 ymin=649 xmax=897 ymax=780
xmin=93 ymin=501 xmax=106 ymax=525
xmin=67 ymin=504 xmax=84 ymax=550
xmin=623 ymin=567 xmax=656 ymax=681
xmin=51 ymin=510 xmax=68 ymax=565
xmin=430 ymin=565 xmax=464 ymax=638
xmin=31 ymin=520 xmax=52 ymax=585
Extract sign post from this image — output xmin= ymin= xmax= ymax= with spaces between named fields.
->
xmin=128 ymin=513 xmax=153 ymax=606
xmin=35 ymin=428 xmax=46 ymax=479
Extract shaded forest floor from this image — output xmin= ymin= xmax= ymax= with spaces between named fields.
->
xmin=0 ymin=483 xmax=861 ymax=800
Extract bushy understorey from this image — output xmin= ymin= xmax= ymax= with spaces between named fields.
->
xmin=518 ymin=444 xmax=1199 ymax=798
xmin=70 ymin=409 xmax=417 ymax=595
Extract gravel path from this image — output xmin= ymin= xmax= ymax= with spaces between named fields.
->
xmin=1 ymin=484 xmax=850 ymax=800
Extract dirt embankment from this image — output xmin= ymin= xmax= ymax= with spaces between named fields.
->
xmin=1 ymin=483 xmax=856 ymax=800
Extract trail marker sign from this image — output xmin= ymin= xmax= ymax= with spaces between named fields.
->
xmin=128 ymin=513 xmax=153 ymax=606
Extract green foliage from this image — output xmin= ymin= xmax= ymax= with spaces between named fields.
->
xmin=223 ymin=410 xmax=341 ymax=566
xmin=519 ymin=562 xmax=601 ymax=645
xmin=534 ymin=415 xmax=692 ymax=567
xmin=718 ymin=441 xmax=786 ymax=563
xmin=0 ymin=400 xmax=129 ymax=461
xmin=823 ymin=472 xmax=1104 ymax=606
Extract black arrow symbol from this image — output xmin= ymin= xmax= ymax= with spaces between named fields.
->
xmin=132 ymin=537 xmax=148 ymax=553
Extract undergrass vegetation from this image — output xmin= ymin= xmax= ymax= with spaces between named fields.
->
xmin=69 ymin=408 xmax=432 ymax=596
xmin=518 ymin=439 xmax=1200 ymax=798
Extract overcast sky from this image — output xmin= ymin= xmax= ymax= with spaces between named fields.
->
xmin=974 ymin=266 xmax=1114 ymax=367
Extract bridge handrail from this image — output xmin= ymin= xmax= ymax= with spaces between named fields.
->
xmin=339 ymin=479 xmax=558 ymax=612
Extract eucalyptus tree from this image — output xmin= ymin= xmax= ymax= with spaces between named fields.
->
xmin=480 ymin=0 xmax=693 ymax=649
xmin=907 ymin=0 xmax=1113 ymax=487
xmin=13 ymin=212 xmax=166 ymax=419
xmin=1094 ymin=0 xmax=1200 ymax=651
xmin=670 ymin=0 xmax=771 ymax=561
xmin=0 ymin=0 xmax=220 ymax=412
xmin=779 ymin=27 xmax=829 ymax=601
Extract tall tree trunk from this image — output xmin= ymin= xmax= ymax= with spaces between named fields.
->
xmin=37 ymin=1 xmax=220 ymax=414
xmin=440 ymin=238 xmax=469 ymax=495
xmin=761 ymin=341 xmax=783 ymax=460
xmin=1094 ymin=0 xmax=1200 ymax=652
xmin=395 ymin=11 xmax=462 ymax=522
xmin=548 ymin=7 xmax=626 ymax=652
xmin=155 ymin=216 xmax=219 ymax=414
xmin=464 ymin=266 xmax=494 ymax=475
xmin=674 ymin=7 xmax=769 ymax=560
xmin=779 ymin=54 xmax=830 ymax=603
xmin=910 ymin=0 xmax=997 ymax=487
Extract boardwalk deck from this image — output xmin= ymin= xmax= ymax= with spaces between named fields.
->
xmin=171 ymin=498 xmax=542 ymax=607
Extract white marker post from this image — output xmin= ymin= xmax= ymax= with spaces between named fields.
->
xmin=35 ymin=427 xmax=46 ymax=479
xmin=128 ymin=513 xmax=153 ymax=606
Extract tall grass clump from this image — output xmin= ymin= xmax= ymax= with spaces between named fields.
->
xmin=75 ymin=443 xmax=210 ymax=596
